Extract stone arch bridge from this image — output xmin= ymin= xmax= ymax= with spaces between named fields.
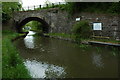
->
xmin=13 ymin=8 xmax=72 ymax=33
xmin=13 ymin=8 xmax=120 ymax=39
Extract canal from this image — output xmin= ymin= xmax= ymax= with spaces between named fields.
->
xmin=14 ymin=31 xmax=119 ymax=78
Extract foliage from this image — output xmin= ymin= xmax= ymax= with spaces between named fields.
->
xmin=34 ymin=2 xmax=120 ymax=15
xmin=72 ymin=20 xmax=92 ymax=43
xmin=78 ymin=44 xmax=89 ymax=49
xmin=23 ymin=21 xmax=42 ymax=32
xmin=92 ymin=38 xmax=120 ymax=44
xmin=31 ymin=21 xmax=42 ymax=30
xmin=38 ymin=2 xmax=120 ymax=15
xmin=64 ymin=2 xmax=120 ymax=15
xmin=2 ymin=30 xmax=19 ymax=39
xmin=25 ymin=2 xmax=120 ymax=15
xmin=108 ymin=2 xmax=120 ymax=14
xmin=35 ymin=4 xmax=66 ymax=11
xmin=65 ymin=2 xmax=80 ymax=15
xmin=47 ymin=33 xmax=72 ymax=38
xmin=2 ymin=2 xmax=22 ymax=23
xmin=2 ymin=31 xmax=31 ymax=78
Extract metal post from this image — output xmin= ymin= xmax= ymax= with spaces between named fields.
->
xmin=39 ymin=5 xmax=41 ymax=9
xmin=22 ymin=8 xmax=24 ymax=11
xmin=59 ymin=2 xmax=60 ymax=5
xmin=52 ymin=3 xmax=54 ymax=8
xmin=28 ymin=6 xmax=29 ymax=10
xmin=34 ymin=5 xmax=35 ymax=10
xmin=46 ymin=4 xmax=48 ymax=7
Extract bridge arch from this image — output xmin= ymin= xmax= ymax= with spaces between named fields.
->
xmin=17 ymin=17 xmax=49 ymax=33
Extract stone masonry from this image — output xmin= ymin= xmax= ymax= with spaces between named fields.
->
xmin=13 ymin=8 xmax=120 ymax=40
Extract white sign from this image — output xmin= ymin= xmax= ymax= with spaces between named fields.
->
xmin=93 ymin=23 xmax=102 ymax=30
xmin=76 ymin=18 xmax=80 ymax=21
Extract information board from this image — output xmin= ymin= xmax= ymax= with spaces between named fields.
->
xmin=76 ymin=18 xmax=81 ymax=21
xmin=93 ymin=23 xmax=102 ymax=30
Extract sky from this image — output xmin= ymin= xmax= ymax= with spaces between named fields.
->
xmin=21 ymin=0 xmax=65 ymax=7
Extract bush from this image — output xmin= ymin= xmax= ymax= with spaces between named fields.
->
xmin=108 ymin=2 xmax=120 ymax=14
xmin=72 ymin=20 xmax=92 ymax=43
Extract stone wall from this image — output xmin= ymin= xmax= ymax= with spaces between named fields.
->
xmin=118 ymin=15 xmax=120 ymax=40
xmin=73 ymin=12 xmax=119 ymax=40
xmin=13 ymin=8 xmax=120 ymax=40
xmin=52 ymin=11 xmax=120 ymax=40
xmin=2 ymin=18 xmax=16 ymax=32
xmin=46 ymin=10 xmax=120 ymax=40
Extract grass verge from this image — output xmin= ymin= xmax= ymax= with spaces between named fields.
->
xmin=91 ymin=38 xmax=120 ymax=44
xmin=46 ymin=33 xmax=120 ymax=44
xmin=2 ymin=30 xmax=31 ymax=79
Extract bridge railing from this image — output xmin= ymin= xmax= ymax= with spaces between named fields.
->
xmin=20 ymin=2 xmax=66 ymax=11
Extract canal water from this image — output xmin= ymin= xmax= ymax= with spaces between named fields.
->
xmin=14 ymin=31 xmax=119 ymax=78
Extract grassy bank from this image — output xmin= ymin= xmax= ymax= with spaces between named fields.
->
xmin=46 ymin=33 xmax=74 ymax=39
xmin=46 ymin=33 xmax=120 ymax=44
xmin=92 ymin=38 xmax=120 ymax=44
xmin=2 ymin=30 xmax=31 ymax=79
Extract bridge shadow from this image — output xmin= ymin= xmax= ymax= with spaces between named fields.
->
xmin=16 ymin=17 xmax=50 ymax=33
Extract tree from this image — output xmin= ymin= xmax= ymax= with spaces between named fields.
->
xmin=108 ymin=2 xmax=120 ymax=14
xmin=64 ymin=2 xmax=119 ymax=15
xmin=2 ymin=2 xmax=22 ymax=23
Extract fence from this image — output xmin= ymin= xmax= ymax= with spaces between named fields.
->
xmin=20 ymin=2 xmax=66 ymax=11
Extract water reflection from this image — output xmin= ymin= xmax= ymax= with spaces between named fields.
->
xmin=24 ymin=31 xmax=36 ymax=49
xmin=27 ymin=31 xmax=36 ymax=36
xmin=92 ymin=53 xmax=104 ymax=68
xmin=14 ymin=35 xmax=118 ymax=78
xmin=24 ymin=60 xmax=66 ymax=78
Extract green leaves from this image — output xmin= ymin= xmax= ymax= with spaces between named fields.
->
xmin=72 ymin=20 xmax=92 ymax=43
xmin=23 ymin=21 xmax=42 ymax=32
xmin=65 ymin=2 xmax=120 ymax=15
xmin=108 ymin=2 xmax=120 ymax=14
xmin=2 ymin=2 xmax=21 ymax=22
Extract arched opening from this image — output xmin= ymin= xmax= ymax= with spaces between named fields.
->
xmin=17 ymin=17 xmax=49 ymax=33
